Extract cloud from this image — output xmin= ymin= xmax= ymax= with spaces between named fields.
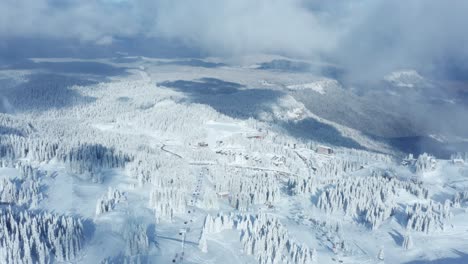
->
xmin=0 ymin=0 xmax=338 ymax=56
xmin=0 ymin=0 xmax=149 ymax=43
xmin=1 ymin=0 xmax=467 ymax=139
xmin=1 ymin=0 xmax=468 ymax=77
xmin=332 ymin=0 xmax=468 ymax=81
xmin=152 ymin=0 xmax=339 ymax=57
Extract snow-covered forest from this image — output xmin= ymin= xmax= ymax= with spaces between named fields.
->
xmin=0 ymin=55 xmax=467 ymax=264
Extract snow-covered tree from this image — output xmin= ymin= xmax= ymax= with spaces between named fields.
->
xmin=201 ymin=213 xmax=316 ymax=264
xmin=198 ymin=231 xmax=208 ymax=253
xmin=378 ymin=248 xmax=385 ymax=261
xmin=406 ymin=201 xmax=452 ymax=233
xmin=0 ymin=208 xmax=85 ymax=263
xmin=402 ymin=233 xmax=414 ymax=250
xmin=96 ymin=187 xmax=126 ymax=216
xmin=0 ymin=178 xmax=42 ymax=207
xmin=123 ymin=223 xmax=149 ymax=256
xmin=414 ymin=153 xmax=436 ymax=173
xmin=453 ymin=191 xmax=468 ymax=208
xmin=149 ymin=187 xmax=187 ymax=223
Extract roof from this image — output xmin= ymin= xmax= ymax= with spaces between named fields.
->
xmin=317 ymin=145 xmax=332 ymax=150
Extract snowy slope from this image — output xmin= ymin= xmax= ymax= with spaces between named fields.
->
xmin=0 ymin=57 xmax=466 ymax=264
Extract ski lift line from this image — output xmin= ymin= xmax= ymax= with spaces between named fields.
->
xmin=173 ymin=167 xmax=208 ymax=263
xmin=353 ymin=241 xmax=368 ymax=256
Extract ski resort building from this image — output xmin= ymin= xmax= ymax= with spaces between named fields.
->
xmin=453 ymin=158 xmax=465 ymax=166
xmin=247 ymin=134 xmax=265 ymax=140
xmin=316 ymin=145 xmax=334 ymax=155
xmin=216 ymin=191 xmax=230 ymax=198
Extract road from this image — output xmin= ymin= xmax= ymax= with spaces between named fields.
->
xmin=161 ymin=144 xmax=183 ymax=159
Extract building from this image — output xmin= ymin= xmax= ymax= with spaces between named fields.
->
xmin=198 ymin=142 xmax=208 ymax=147
xmin=316 ymin=145 xmax=334 ymax=155
xmin=272 ymin=155 xmax=286 ymax=166
xmin=216 ymin=191 xmax=230 ymax=198
xmin=179 ymin=228 xmax=187 ymax=235
xmin=246 ymin=131 xmax=266 ymax=140
xmin=402 ymin=154 xmax=416 ymax=166
xmin=453 ymin=159 xmax=465 ymax=166
xmin=247 ymin=135 xmax=264 ymax=140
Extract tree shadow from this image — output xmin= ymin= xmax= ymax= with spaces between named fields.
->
xmin=102 ymin=254 xmax=151 ymax=264
xmin=385 ymin=136 xmax=468 ymax=159
xmin=404 ymin=249 xmax=468 ymax=264
xmin=159 ymin=77 xmax=243 ymax=95
xmin=159 ymin=77 xmax=365 ymax=149
xmin=281 ymin=118 xmax=365 ymax=149
xmin=59 ymin=143 xmax=133 ymax=175
xmin=0 ymin=37 xmax=201 ymax=62
xmin=257 ymin=59 xmax=312 ymax=72
xmin=1 ymin=73 xmax=97 ymax=113
xmin=388 ymin=229 xmax=404 ymax=246
xmin=257 ymin=59 xmax=346 ymax=80
xmin=393 ymin=205 xmax=409 ymax=227
xmin=9 ymin=59 xmax=128 ymax=77
xmin=158 ymin=59 xmax=226 ymax=68
xmin=82 ymin=217 xmax=96 ymax=242
xmin=111 ymin=57 xmax=142 ymax=64
xmin=159 ymin=78 xmax=284 ymax=119
xmin=318 ymin=65 xmax=347 ymax=81
xmin=0 ymin=125 xmax=27 ymax=137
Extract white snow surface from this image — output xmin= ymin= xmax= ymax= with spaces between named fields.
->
xmin=286 ymin=79 xmax=340 ymax=94
xmin=0 ymin=56 xmax=466 ymax=264
xmin=384 ymin=70 xmax=427 ymax=88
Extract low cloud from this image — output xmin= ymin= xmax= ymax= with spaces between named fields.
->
xmin=2 ymin=0 xmax=468 ymax=79
xmin=0 ymin=0 xmax=152 ymax=42
xmin=332 ymin=0 xmax=468 ymax=81
xmin=0 ymin=0 xmax=337 ymax=57
xmin=1 ymin=1 xmax=467 ymax=140
xmin=153 ymin=0 xmax=338 ymax=57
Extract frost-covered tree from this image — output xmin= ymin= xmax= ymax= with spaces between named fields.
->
xmin=210 ymin=167 xmax=280 ymax=211
xmin=406 ymin=201 xmax=452 ymax=233
xmin=198 ymin=231 xmax=208 ymax=253
xmin=316 ymin=173 xmax=429 ymax=229
xmin=201 ymin=213 xmax=315 ymax=264
xmin=316 ymin=176 xmax=396 ymax=229
xmin=378 ymin=248 xmax=384 ymax=261
xmin=198 ymin=188 xmax=219 ymax=210
xmin=123 ymin=223 xmax=149 ymax=256
xmin=414 ymin=153 xmax=436 ymax=173
xmin=0 ymin=208 xmax=85 ymax=264
xmin=96 ymin=187 xmax=126 ymax=216
xmin=311 ymin=248 xmax=318 ymax=263
xmin=0 ymin=178 xmax=42 ymax=207
xmin=453 ymin=191 xmax=468 ymax=208
xmin=450 ymin=152 xmax=468 ymax=162
xmin=57 ymin=143 xmax=132 ymax=181
xmin=402 ymin=233 xmax=414 ymax=250
xmin=0 ymin=114 xmax=35 ymax=137
xmin=149 ymin=187 xmax=187 ymax=223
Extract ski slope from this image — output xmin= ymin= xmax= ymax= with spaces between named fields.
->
xmin=0 ymin=56 xmax=467 ymax=264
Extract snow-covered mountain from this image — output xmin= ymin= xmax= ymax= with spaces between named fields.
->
xmin=383 ymin=70 xmax=428 ymax=88
xmin=0 ymin=56 xmax=467 ymax=264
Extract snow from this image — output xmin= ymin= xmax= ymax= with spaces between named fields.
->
xmin=204 ymin=120 xmax=255 ymax=147
xmin=286 ymin=79 xmax=340 ymax=94
xmin=0 ymin=57 xmax=466 ymax=264
xmin=384 ymin=70 xmax=427 ymax=88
